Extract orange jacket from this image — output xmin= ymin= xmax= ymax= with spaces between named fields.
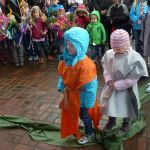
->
xmin=58 ymin=56 xmax=101 ymax=139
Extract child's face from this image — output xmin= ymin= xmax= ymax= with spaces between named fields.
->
xmin=33 ymin=11 xmax=40 ymax=19
xmin=79 ymin=12 xmax=84 ymax=17
xmin=67 ymin=41 xmax=76 ymax=55
xmin=58 ymin=9 xmax=64 ymax=17
xmin=51 ymin=0 xmax=58 ymax=5
xmin=113 ymin=48 xmax=125 ymax=54
xmin=24 ymin=5 xmax=29 ymax=13
xmin=45 ymin=0 xmax=51 ymax=6
xmin=91 ymin=15 xmax=98 ymax=23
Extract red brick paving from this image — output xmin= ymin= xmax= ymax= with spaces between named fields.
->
xmin=0 ymin=62 xmax=149 ymax=150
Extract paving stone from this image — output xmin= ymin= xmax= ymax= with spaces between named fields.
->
xmin=37 ymin=143 xmax=57 ymax=150
xmin=0 ymin=63 xmax=149 ymax=150
xmin=39 ymin=112 xmax=52 ymax=122
xmin=0 ymin=130 xmax=16 ymax=142
xmin=124 ymin=136 xmax=137 ymax=150
xmin=15 ymin=144 xmax=34 ymax=150
xmin=47 ymin=113 xmax=59 ymax=123
xmin=137 ymin=137 xmax=147 ymax=150
xmin=0 ymin=140 xmax=16 ymax=150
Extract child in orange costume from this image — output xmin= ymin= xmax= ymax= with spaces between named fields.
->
xmin=57 ymin=27 xmax=101 ymax=145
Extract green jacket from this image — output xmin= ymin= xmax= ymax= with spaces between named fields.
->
xmin=86 ymin=10 xmax=106 ymax=45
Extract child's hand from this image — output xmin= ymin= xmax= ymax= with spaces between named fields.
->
xmin=108 ymin=80 xmax=113 ymax=85
xmin=110 ymin=20 xmax=113 ymax=24
xmin=42 ymin=31 xmax=47 ymax=35
xmin=137 ymin=20 xmax=142 ymax=24
xmin=108 ymin=80 xmax=115 ymax=89
xmin=101 ymin=10 xmax=107 ymax=15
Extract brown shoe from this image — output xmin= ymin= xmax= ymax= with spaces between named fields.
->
xmin=103 ymin=117 xmax=116 ymax=131
xmin=48 ymin=56 xmax=54 ymax=61
xmin=39 ymin=57 xmax=45 ymax=64
xmin=119 ymin=122 xmax=130 ymax=133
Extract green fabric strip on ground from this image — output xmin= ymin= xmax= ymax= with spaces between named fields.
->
xmin=0 ymin=80 xmax=149 ymax=150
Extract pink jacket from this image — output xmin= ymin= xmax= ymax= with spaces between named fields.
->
xmin=31 ymin=19 xmax=48 ymax=39
xmin=0 ymin=14 xmax=8 ymax=42
xmin=52 ymin=16 xmax=72 ymax=39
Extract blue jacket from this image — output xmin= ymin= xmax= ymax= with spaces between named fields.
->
xmin=130 ymin=2 xmax=148 ymax=30
xmin=57 ymin=27 xmax=98 ymax=108
xmin=145 ymin=5 xmax=150 ymax=12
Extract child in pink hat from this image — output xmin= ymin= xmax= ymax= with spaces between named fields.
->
xmin=101 ymin=29 xmax=148 ymax=132
xmin=74 ymin=5 xmax=90 ymax=28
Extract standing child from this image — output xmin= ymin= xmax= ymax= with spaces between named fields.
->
xmin=7 ymin=14 xmax=24 ymax=67
xmin=0 ymin=6 xmax=9 ymax=63
xmin=42 ymin=0 xmax=51 ymax=16
xmin=48 ymin=0 xmax=62 ymax=17
xmin=74 ymin=4 xmax=90 ymax=28
xmin=57 ymin=27 xmax=101 ymax=144
xmin=20 ymin=1 xmax=33 ymax=61
xmin=51 ymin=6 xmax=73 ymax=60
xmin=101 ymin=29 xmax=148 ymax=132
xmin=30 ymin=6 xmax=48 ymax=63
xmin=86 ymin=10 xmax=106 ymax=61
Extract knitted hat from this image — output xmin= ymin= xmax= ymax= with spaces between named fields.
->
xmin=58 ymin=5 xmax=65 ymax=11
xmin=110 ymin=29 xmax=130 ymax=49
xmin=57 ymin=5 xmax=65 ymax=14
xmin=75 ymin=4 xmax=88 ymax=15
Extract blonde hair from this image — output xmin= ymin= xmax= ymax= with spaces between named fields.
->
xmin=7 ymin=14 xmax=16 ymax=22
xmin=133 ymin=0 xmax=147 ymax=8
xmin=20 ymin=1 xmax=29 ymax=8
xmin=31 ymin=6 xmax=42 ymax=19
xmin=31 ymin=6 xmax=47 ymax=21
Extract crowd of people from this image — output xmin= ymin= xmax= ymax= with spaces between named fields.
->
xmin=0 ymin=0 xmax=150 ymax=146
xmin=0 ymin=0 xmax=150 ymax=66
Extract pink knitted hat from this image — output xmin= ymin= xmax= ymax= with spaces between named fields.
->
xmin=110 ymin=29 xmax=130 ymax=49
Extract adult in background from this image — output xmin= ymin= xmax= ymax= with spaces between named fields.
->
xmin=130 ymin=0 xmax=147 ymax=56
xmin=107 ymin=0 xmax=130 ymax=32
xmin=106 ymin=0 xmax=130 ymax=48
xmin=67 ymin=0 xmax=83 ymax=12
xmin=140 ymin=0 xmax=150 ymax=92
xmin=121 ymin=0 xmax=134 ymax=11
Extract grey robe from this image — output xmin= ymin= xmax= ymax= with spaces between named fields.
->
xmin=140 ymin=11 xmax=150 ymax=57
xmin=101 ymin=48 xmax=148 ymax=118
